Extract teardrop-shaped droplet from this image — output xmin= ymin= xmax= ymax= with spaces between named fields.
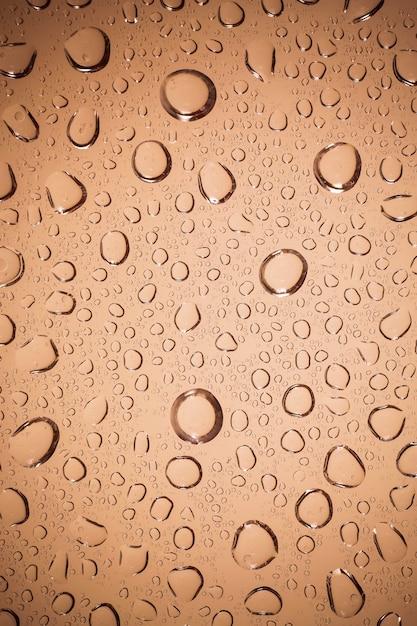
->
xmin=45 ymin=291 xmax=76 ymax=315
xmin=174 ymin=302 xmax=201 ymax=332
xmin=281 ymin=429 xmax=305 ymax=453
xmin=373 ymin=523 xmax=407 ymax=563
xmin=167 ymin=566 xmax=203 ymax=601
xmin=15 ymin=335 xmax=58 ymax=373
xmin=324 ymin=446 xmax=365 ymax=487
xmin=64 ymin=27 xmax=110 ymax=72
xmin=381 ymin=195 xmax=417 ymax=222
xmin=245 ymin=40 xmax=275 ymax=82
xmin=343 ymin=0 xmax=384 ymax=23
xmin=314 ymin=143 xmax=361 ymax=192
xmin=268 ymin=110 xmax=287 ymax=131
xmin=160 ymin=69 xmax=216 ymax=121
xmin=46 ymin=171 xmax=87 ymax=214
xmin=356 ymin=340 xmax=379 ymax=364
xmin=67 ymin=106 xmax=99 ymax=148
xmin=0 ymin=162 xmax=16 ymax=201
xmin=132 ymin=141 xmax=171 ymax=182
xmin=260 ymin=249 xmax=307 ymax=296
xmin=0 ymin=42 xmax=37 ymax=78
xmin=10 ymin=417 xmax=59 ymax=468
xmin=326 ymin=569 xmax=365 ymax=617
xmin=261 ymin=0 xmax=283 ymax=17
xmin=393 ymin=49 xmax=417 ymax=86
xmin=390 ymin=484 xmax=415 ymax=511
xmin=198 ymin=161 xmax=236 ymax=204
xmin=379 ymin=307 xmax=412 ymax=340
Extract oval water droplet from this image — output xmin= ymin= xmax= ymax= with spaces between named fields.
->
xmin=150 ymin=496 xmax=173 ymax=521
xmin=232 ymin=520 xmax=278 ymax=569
xmin=15 ymin=335 xmax=58 ymax=373
xmin=381 ymin=195 xmax=417 ymax=222
xmin=326 ymin=569 xmax=365 ymax=617
xmin=380 ymin=157 xmax=402 ymax=183
xmin=324 ymin=446 xmax=365 ymax=488
xmin=368 ymin=405 xmax=405 ymax=441
xmin=282 ymin=384 xmax=314 ymax=417
xmin=70 ymin=516 xmax=108 ymax=547
xmin=236 ymin=445 xmax=256 ymax=471
xmin=245 ymin=40 xmax=275 ymax=82
xmin=171 ymin=388 xmax=223 ymax=444
xmin=160 ymin=69 xmax=216 ymax=121
xmin=46 ymin=171 xmax=86 ymax=214
xmin=0 ymin=488 xmax=29 ymax=525
xmin=379 ymin=307 xmax=412 ymax=340
xmin=52 ymin=592 xmax=75 ymax=616
xmin=132 ymin=141 xmax=172 ymax=182
xmin=167 ymin=566 xmax=203 ymax=601
xmin=2 ymin=104 xmax=39 ymax=141
xmin=396 ymin=442 xmax=417 ymax=477
xmin=325 ymin=363 xmax=350 ymax=390
xmin=100 ymin=230 xmax=129 ymax=265
xmin=314 ymin=143 xmax=361 ymax=192
xmin=63 ymin=457 xmax=87 ymax=482
xmin=83 ymin=395 xmax=108 ymax=425
xmin=174 ymin=302 xmax=201 ymax=332
xmin=198 ymin=161 xmax=236 ymax=204
xmin=64 ymin=28 xmax=110 ymax=72
xmin=166 ymin=456 xmax=202 ymax=488
xmin=244 ymin=587 xmax=282 ymax=615
xmin=67 ymin=106 xmax=99 ymax=148
xmin=393 ymin=49 xmax=417 ymax=86
xmin=0 ymin=246 xmax=24 ymax=288
xmin=0 ymin=314 xmax=15 ymax=345
xmin=259 ymin=249 xmax=307 ymax=296
xmin=262 ymin=0 xmax=283 ymax=16
xmin=373 ymin=523 xmax=407 ymax=563
xmin=10 ymin=417 xmax=59 ymax=468
xmin=295 ymin=489 xmax=333 ymax=528
xmin=340 ymin=521 xmax=359 ymax=547
xmin=45 ymin=291 xmax=76 ymax=315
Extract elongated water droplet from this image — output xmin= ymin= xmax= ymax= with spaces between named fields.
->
xmin=2 ymin=104 xmax=39 ymax=141
xmin=373 ymin=523 xmax=407 ymax=563
xmin=393 ymin=49 xmax=417 ymax=86
xmin=262 ymin=0 xmax=283 ymax=16
xmin=67 ymin=106 xmax=99 ymax=148
xmin=160 ymin=69 xmax=216 ymax=121
xmin=381 ymin=195 xmax=417 ymax=222
xmin=326 ymin=569 xmax=365 ymax=617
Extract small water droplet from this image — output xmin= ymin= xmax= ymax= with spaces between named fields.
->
xmin=314 ymin=143 xmax=361 ymax=192
xmin=166 ymin=456 xmax=202 ymax=488
xmin=198 ymin=160 xmax=236 ymax=204
xmin=295 ymin=489 xmax=333 ymax=528
xmin=244 ymin=587 xmax=282 ymax=616
xmin=52 ymin=592 xmax=75 ymax=616
xmin=324 ymin=446 xmax=365 ymax=488
xmin=171 ymin=389 xmax=223 ymax=444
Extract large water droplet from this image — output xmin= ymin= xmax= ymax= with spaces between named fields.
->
xmin=218 ymin=1 xmax=245 ymax=27
xmin=0 ymin=247 xmax=23 ymax=287
xmin=0 ymin=488 xmax=29 ymax=525
xmin=46 ymin=171 xmax=87 ymax=214
xmin=64 ymin=28 xmax=110 ymax=72
xmin=171 ymin=389 xmax=223 ymax=444
xmin=160 ymin=70 xmax=216 ymax=121
xmin=10 ymin=418 xmax=59 ymax=468
xmin=245 ymin=40 xmax=275 ymax=82
xmin=259 ymin=249 xmax=307 ymax=296
xmin=295 ymin=489 xmax=333 ymax=528
xmin=396 ymin=443 xmax=417 ymax=477
xmin=132 ymin=141 xmax=172 ymax=182
xmin=326 ymin=569 xmax=365 ymax=617
xmin=393 ymin=50 xmax=417 ymax=86
xmin=0 ymin=42 xmax=37 ymax=78
xmin=232 ymin=520 xmax=278 ymax=569
xmin=166 ymin=456 xmax=202 ymax=488
xmin=15 ymin=335 xmax=58 ymax=373
xmin=368 ymin=405 xmax=405 ymax=441
xmin=198 ymin=161 xmax=236 ymax=204
xmin=2 ymin=104 xmax=39 ymax=141
xmin=244 ymin=587 xmax=282 ymax=615
xmin=167 ymin=566 xmax=203 ymax=601
xmin=324 ymin=446 xmax=365 ymax=488
xmin=373 ymin=523 xmax=408 ymax=563
xmin=379 ymin=307 xmax=412 ymax=340
xmin=313 ymin=143 xmax=361 ymax=192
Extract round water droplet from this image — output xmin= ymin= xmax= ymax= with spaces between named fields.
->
xmin=296 ymin=535 xmax=315 ymax=554
xmin=46 ymin=171 xmax=86 ymax=214
xmin=324 ymin=446 xmax=365 ymax=488
xmin=282 ymin=384 xmax=314 ymax=417
xmin=232 ymin=520 xmax=278 ymax=569
xmin=173 ymin=526 xmax=195 ymax=550
xmin=326 ymin=569 xmax=365 ymax=618
xmin=396 ymin=443 xmax=417 ymax=477
xmin=198 ymin=161 xmax=236 ymax=204
xmin=171 ymin=388 xmax=223 ymax=444
xmin=259 ymin=249 xmax=307 ymax=296
xmin=0 ymin=247 xmax=24 ymax=287
xmin=52 ymin=592 xmax=75 ymax=616
xmin=160 ymin=70 xmax=216 ymax=121
xmin=166 ymin=456 xmax=202 ymax=488
xmin=0 ymin=314 xmax=15 ymax=345
xmin=0 ymin=488 xmax=29 ymax=525
xmin=52 ymin=261 xmax=76 ymax=282
xmin=314 ymin=143 xmax=361 ymax=192
xmin=368 ymin=405 xmax=405 ymax=441
xmin=100 ymin=230 xmax=129 ymax=265
xmin=373 ymin=523 xmax=408 ymax=563
xmin=268 ymin=110 xmax=287 ymax=131
xmin=244 ymin=587 xmax=282 ymax=615
xmin=174 ymin=302 xmax=201 ymax=332
xmin=15 ymin=335 xmax=58 ymax=373
xmin=393 ymin=50 xmax=417 ymax=86
xmin=64 ymin=28 xmax=110 ymax=72
xmin=132 ymin=141 xmax=171 ymax=182
xmin=295 ymin=489 xmax=333 ymax=528
xmin=67 ymin=106 xmax=99 ymax=148
xmin=10 ymin=417 xmax=59 ymax=468
xmin=379 ymin=307 xmax=412 ymax=340
xmin=281 ymin=429 xmax=305 ymax=453
xmin=63 ymin=457 xmax=87 ymax=482
xmin=167 ymin=567 xmax=203 ymax=601
xmin=0 ymin=610 xmax=19 ymax=626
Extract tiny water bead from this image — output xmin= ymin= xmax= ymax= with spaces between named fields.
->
xmin=259 ymin=249 xmax=307 ymax=296
xmin=160 ymin=70 xmax=216 ymax=121
xmin=170 ymin=389 xmax=223 ymax=444
xmin=313 ymin=143 xmax=361 ymax=192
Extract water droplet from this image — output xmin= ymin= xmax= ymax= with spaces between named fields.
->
xmin=0 ymin=162 xmax=16 ymax=201
xmin=393 ymin=50 xmax=417 ymax=86
xmin=198 ymin=161 xmax=236 ymax=204
xmin=340 ymin=521 xmax=359 ymax=546
xmin=245 ymin=40 xmax=275 ymax=82
xmin=390 ymin=484 xmax=415 ymax=511
xmin=373 ymin=523 xmax=408 ymax=563
xmin=64 ymin=28 xmax=110 ymax=72
xmin=324 ymin=446 xmax=365 ymax=488
xmin=396 ymin=443 xmax=417 ymax=477
xmin=381 ymin=195 xmax=417 ymax=222
xmin=0 ymin=42 xmax=37 ymax=78
xmin=296 ymin=535 xmax=315 ymax=554
xmin=70 ymin=516 xmax=108 ymax=547
xmin=211 ymin=610 xmax=233 ymax=626
xmin=166 ymin=456 xmax=202 ymax=488
xmin=167 ymin=566 xmax=203 ymax=601
xmin=282 ymin=384 xmax=314 ymax=417
xmin=160 ymin=70 xmax=216 ymax=121
xmin=232 ymin=520 xmax=278 ymax=569
xmin=46 ymin=171 xmax=86 ymax=214
xmin=368 ymin=405 xmax=405 ymax=441
xmin=15 ymin=335 xmax=58 ymax=373
xmin=380 ymin=157 xmax=403 ymax=183
xmin=10 ymin=417 xmax=59 ymax=468
xmin=325 ymin=363 xmax=350 ymax=390
xmin=83 ymin=395 xmax=108 ymax=425
xmin=132 ymin=599 xmax=157 ymax=621
xmin=171 ymin=389 xmax=223 ymax=444
xmin=215 ymin=332 xmax=238 ymax=351
xmin=2 ymin=104 xmax=38 ymax=141
xmin=377 ymin=614 xmax=402 ymax=626
xmin=63 ymin=457 xmax=87 ymax=482
xmin=236 ymin=445 xmax=256 ymax=471
xmin=379 ymin=307 xmax=412 ymax=340
xmin=244 ymin=587 xmax=282 ymax=615
xmin=67 ymin=106 xmax=99 ymax=148
xmin=45 ymin=291 xmax=76 ymax=315
xmin=119 ymin=544 xmax=148 ymax=575
xmin=0 ymin=610 xmax=19 ymax=626
xmin=313 ymin=143 xmax=361 ymax=192
xmin=326 ymin=569 xmax=365 ymax=617
xmin=218 ymin=1 xmax=245 ymax=27
xmin=259 ymin=249 xmax=307 ymax=296
xmin=347 ymin=62 xmax=367 ymax=81
xmin=0 ymin=314 xmax=15 ymax=345
xmin=122 ymin=1 xmax=138 ymax=23
xmin=268 ymin=110 xmax=287 ymax=131
xmin=100 ymin=230 xmax=129 ymax=265
xmin=52 ymin=592 xmax=75 ymax=616
xmin=295 ymin=489 xmax=333 ymax=528
xmin=0 ymin=488 xmax=29 ymax=525
xmin=174 ymin=302 xmax=201 ymax=332
xmin=344 ymin=0 xmax=384 ymax=23
xmin=89 ymin=604 xmax=120 ymax=626
xmin=132 ymin=141 xmax=172 ymax=182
